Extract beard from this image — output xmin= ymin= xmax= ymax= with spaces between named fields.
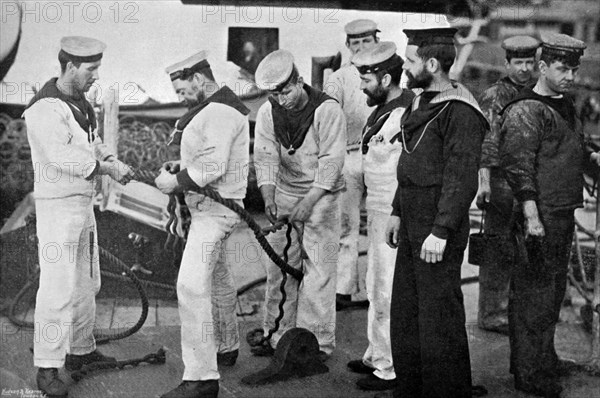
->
xmin=364 ymin=85 xmax=387 ymax=107
xmin=185 ymin=91 xmax=205 ymax=109
xmin=406 ymin=68 xmax=434 ymax=89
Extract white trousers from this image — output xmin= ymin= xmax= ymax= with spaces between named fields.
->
xmin=34 ymin=196 xmax=101 ymax=368
xmin=263 ymin=189 xmax=340 ymax=354
xmin=337 ymin=150 xmax=365 ymax=295
xmin=178 ymin=196 xmax=241 ymax=381
xmin=362 ymin=210 xmax=396 ymax=380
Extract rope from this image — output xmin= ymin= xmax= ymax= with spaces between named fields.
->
xmin=94 ymin=246 xmax=149 ymax=343
xmin=133 ymin=168 xmax=304 ymax=282
xmin=263 ymin=223 xmax=294 ymax=343
xmin=8 ymin=246 xmax=150 ymax=344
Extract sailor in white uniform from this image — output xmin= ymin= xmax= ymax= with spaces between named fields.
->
xmin=24 ymin=36 xmax=133 ymax=397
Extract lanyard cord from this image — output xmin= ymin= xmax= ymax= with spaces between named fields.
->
xmin=401 ymin=102 xmax=450 ymax=154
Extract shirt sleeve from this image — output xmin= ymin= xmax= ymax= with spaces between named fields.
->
xmin=253 ymin=103 xmax=280 ymax=188
xmin=432 ymin=102 xmax=486 ymax=239
xmin=499 ymin=101 xmax=544 ymax=203
xmin=176 ymin=104 xmax=240 ymax=188
xmin=478 ymin=85 xmax=505 ymax=169
xmin=312 ymin=100 xmax=346 ymax=191
xmin=92 ymin=133 xmax=115 ymax=162
xmin=323 ymin=69 xmax=345 ymax=107
xmin=25 ymin=100 xmax=99 ymax=179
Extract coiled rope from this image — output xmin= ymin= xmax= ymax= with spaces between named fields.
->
xmin=8 ymin=245 xmax=150 ymax=344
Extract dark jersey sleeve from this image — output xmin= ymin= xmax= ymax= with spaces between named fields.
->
xmin=499 ymin=100 xmax=544 ymax=202
xmin=479 ymin=84 xmax=508 ymax=169
xmin=391 ymin=186 xmax=401 ymax=217
xmin=431 ymin=102 xmax=486 ymax=238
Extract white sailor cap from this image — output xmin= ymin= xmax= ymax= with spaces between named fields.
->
xmin=60 ymin=36 xmax=106 ymax=62
xmin=352 ymin=41 xmax=402 ymax=75
xmin=165 ymin=50 xmax=211 ymax=81
xmin=254 ymin=49 xmax=295 ymax=91
xmin=344 ymin=19 xmax=380 ymax=38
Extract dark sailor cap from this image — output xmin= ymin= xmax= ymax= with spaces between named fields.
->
xmin=403 ymin=28 xmax=457 ymax=47
xmin=60 ymin=36 xmax=106 ymax=63
xmin=540 ymin=32 xmax=586 ymax=66
xmin=255 ymin=49 xmax=295 ymax=91
xmin=352 ymin=41 xmax=402 ymax=75
xmin=344 ymin=19 xmax=380 ymax=39
xmin=165 ymin=51 xmax=211 ymax=81
xmin=501 ymin=35 xmax=540 ymax=58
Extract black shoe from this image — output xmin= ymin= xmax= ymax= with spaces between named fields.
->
xmin=65 ymin=349 xmax=116 ymax=372
xmin=515 ymin=378 xmax=562 ymax=398
xmin=161 ymin=380 xmax=219 ymax=398
xmin=356 ymin=374 xmax=398 ymax=391
xmin=37 ymin=368 xmax=68 ymax=397
xmin=250 ymin=341 xmax=275 ymax=357
xmin=347 ymin=359 xmax=375 ymax=374
xmin=217 ymin=349 xmax=238 ymax=367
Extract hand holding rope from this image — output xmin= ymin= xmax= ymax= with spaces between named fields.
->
xmin=131 ymin=167 xmax=304 ymax=282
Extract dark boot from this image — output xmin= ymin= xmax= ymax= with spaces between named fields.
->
xmin=347 ymin=359 xmax=375 ymax=374
xmin=65 ymin=349 xmax=116 ymax=371
xmin=356 ymin=374 xmax=398 ymax=391
xmin=37 ymin=368 xmax=68 ymax=397
xmin=160 ymin=380 xmax=219 ymax=398
xmin=217 ymin=349 xmax=238 ymax=367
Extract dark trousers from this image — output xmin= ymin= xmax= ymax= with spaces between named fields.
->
xmin=509 ymin=209 xmax=574 ymax=385
xmin=478 ymin=175 xmax=514 ymax=328
xmin=390 ymin=186 xmax=472 ymax=398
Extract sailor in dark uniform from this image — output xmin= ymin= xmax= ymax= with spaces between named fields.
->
xmin=476 ymin=35 xmax=540 ymax=335
xmin=500 ymin=32 xmax=599 ymax=398
xmin=385 ymin=28 xmax=488 ymax=398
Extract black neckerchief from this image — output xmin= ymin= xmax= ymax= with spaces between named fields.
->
xmin=269 ymin=84 xmax=335 ymax=155
xmin=26 ymin=77 xmax=97 ymax=141
xmin=399 ymin=91 xmax=448 ymax=145
xmin=500 ymin=86 xmax=577 ymax=130
xmin=362 ymin=89 xmax=415 ymax=154
xmin=169 ymin=86 xmax=250 ymax=145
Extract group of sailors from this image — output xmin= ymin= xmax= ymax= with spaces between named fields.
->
xmin=23 ymin=16 xmax=598 ymax=398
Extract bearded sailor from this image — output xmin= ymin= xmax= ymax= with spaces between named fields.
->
xmin=385 ymin=28 xmax=488 ymax=397
xmin=345 ymin=41 xmax=414 ymax=391
xmin=155 ymin=51 xmax=251 ymax=398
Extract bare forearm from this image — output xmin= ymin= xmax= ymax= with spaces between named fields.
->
xmin=522 ymin=200 xmax=539 ymax=221
xmin=478 ymin=167 xmax=491 ymax=186
xmin=303 ymin=187 xmax=327 ymax=207
xmin=259 ymin=184 xmax=276 ymax=205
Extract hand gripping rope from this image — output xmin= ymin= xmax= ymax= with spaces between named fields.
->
xmin=132 ymin=168 xmax=304 ymax=283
